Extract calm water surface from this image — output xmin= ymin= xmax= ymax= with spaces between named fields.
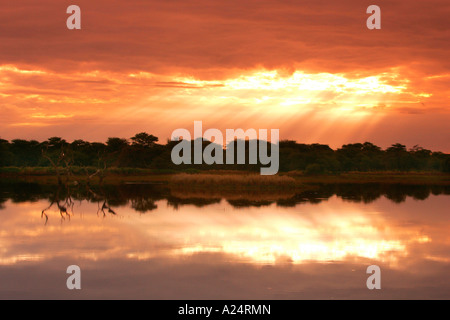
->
xmin=0 ymin=183 xmax=449 ymax=299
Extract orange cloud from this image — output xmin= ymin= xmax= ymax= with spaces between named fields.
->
xmin=0 ymin=1 xmax=448 ymax=151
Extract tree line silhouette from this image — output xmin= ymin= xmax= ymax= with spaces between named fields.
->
xmin=0 ymin=132 xmax=449 ymax=174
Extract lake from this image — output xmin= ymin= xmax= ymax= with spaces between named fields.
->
xmin=0 ymin=182 xmax=449 ymax=299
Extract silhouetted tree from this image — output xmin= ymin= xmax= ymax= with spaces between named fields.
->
xmin=131 ymin=132 xmax=158 ymax=147
xmin=0 ymin=134 xmax=448 ymax=174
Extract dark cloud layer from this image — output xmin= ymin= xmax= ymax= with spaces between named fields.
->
xmin=1 ymin=0 xmax=449 ymax=75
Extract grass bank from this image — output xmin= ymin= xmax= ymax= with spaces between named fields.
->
xmin=170 ymin=173 xmax=297 ymax=188
xmin=288 ymin=171 xmax=450 ymax=185
xmin=1 ymin=167 xmax=449 ymax=186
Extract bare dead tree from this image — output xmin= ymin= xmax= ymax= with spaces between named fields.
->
xmin=84 ymin=152 xmax=108 ymax=185
xmin=41 ymin=147 xmax=64 ymax=185
xmin=62 ymin=151 xmax=75 ymax=184
xmin=41 ymin=143 xmax=76 ymax=185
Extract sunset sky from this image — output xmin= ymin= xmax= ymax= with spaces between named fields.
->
xmin=1 ymin=0 xmax=449 ymax=151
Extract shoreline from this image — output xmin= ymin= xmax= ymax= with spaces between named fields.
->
xmin=1 ymin=169 xmax=449 ymax=186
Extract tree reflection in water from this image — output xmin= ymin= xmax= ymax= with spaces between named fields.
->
xmin=0 ymin=182 xmax=448 ymax=222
